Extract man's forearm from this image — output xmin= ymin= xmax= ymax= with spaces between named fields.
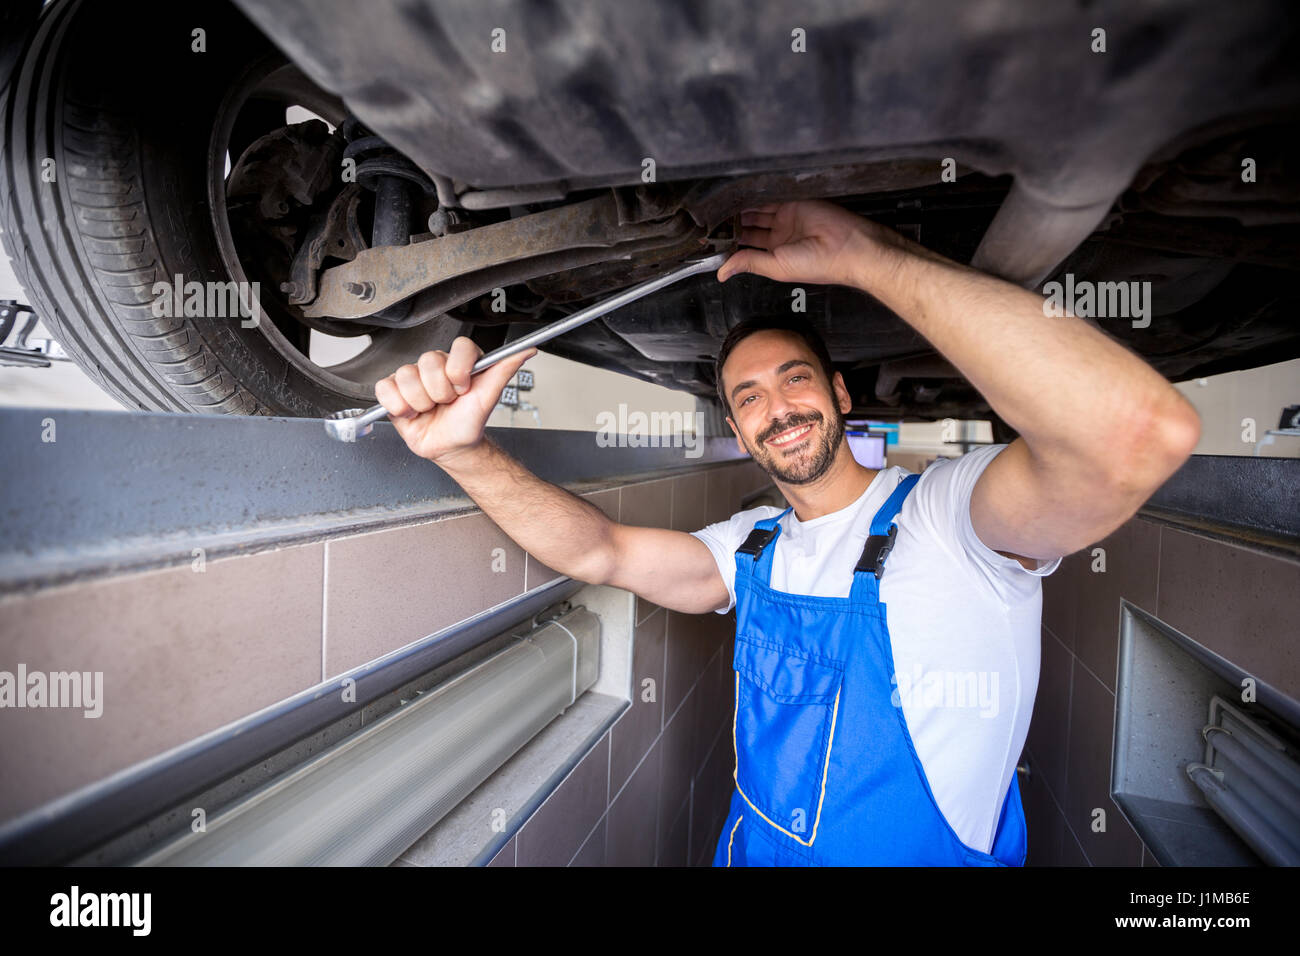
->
xmin=434 ymin=437 xmax=616 ymax=584
xmin=851 ymin=232 xmax=1199 ymax=475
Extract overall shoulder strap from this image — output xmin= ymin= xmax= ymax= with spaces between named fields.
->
xmin=851 ymin=473 xmax=920 ymax=598
xmin=868 ymin=472 xmax=920 ymax=538
xmin=734 ymin=505 xmax=793 ymax=586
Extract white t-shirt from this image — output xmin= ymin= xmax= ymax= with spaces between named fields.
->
xmin=690 ymin=443 xmax=1060 ymax=855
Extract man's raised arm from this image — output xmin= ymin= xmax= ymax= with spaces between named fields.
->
xmin=718 ymin=200 xmax=1201 ymax=564
xmin=374 ymin=338 xmax=730 ymax=614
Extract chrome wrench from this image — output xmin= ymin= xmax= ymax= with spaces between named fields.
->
xmin=323 ymin=252 xmax=728 ymax=441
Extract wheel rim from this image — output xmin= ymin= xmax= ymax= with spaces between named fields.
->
xmin=206 ymin=55 xmax=465 ymax=404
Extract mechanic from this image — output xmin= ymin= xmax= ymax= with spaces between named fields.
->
xmin=374 ymin=199 xmax=1200 ymax=866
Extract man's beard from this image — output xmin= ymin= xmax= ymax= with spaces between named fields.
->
xmin=747 ymin=405 xmax=846 ymax=485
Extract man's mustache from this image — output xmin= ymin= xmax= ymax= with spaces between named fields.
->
xmin=758 ymin=412 xmax=823 ymax=444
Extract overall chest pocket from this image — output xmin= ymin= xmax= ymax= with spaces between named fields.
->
xmin=732 ymin=636 xmax=845 ymax=847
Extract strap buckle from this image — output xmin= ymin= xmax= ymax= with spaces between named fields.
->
xmin=736 ymin=526 xmax=778 ymax=558
xmin=854 ymin=524 xmax=898 ymax=580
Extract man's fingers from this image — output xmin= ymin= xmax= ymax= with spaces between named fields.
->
xmin=740 ymin=210 xmax=775 ymax=229
xmin=740 ymin=202 xmax=781 ymax=215
xmin=718 ymin=248 xmax=777 ymax=282
xmin=386 ymin=408 xmax=420 ymax=444
xmin=445 ymin=335 xmax=483 ymax=395
xmin=739 ymin=226 xmax=771 ymax=248
xmin=374 ymin=375 xmax=414 ymax=418
xmin=377 ymin=342 xmax=536 ymax=429
xmin=394 ymin=363 xmax=435 ymax=414
xmin=416 ymin=350 xmax=458 ymax=404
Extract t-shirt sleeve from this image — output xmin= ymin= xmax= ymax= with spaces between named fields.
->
xmin=690 ymin=507 xmax=783 ymax=615
xmin=911 ymin=444 xmax=1061 ymax=594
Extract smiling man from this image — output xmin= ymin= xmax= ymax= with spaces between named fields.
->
xmin=374 ymin=199 xmax=1200 ymax=867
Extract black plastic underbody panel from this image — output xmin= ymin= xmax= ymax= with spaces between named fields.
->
xmin=232 ymin=0 xmax=1299 ymax=199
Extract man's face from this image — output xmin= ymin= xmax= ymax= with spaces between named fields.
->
xmin=721 ymin=329 xmax=850 ymax=485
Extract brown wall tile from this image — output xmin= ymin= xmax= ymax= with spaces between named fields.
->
xmin=609 ymin=608 xmax=666 ymax=793
xmin=663 ymin=610 xmax=715 ymax=722
xmin=736 ymin=461 xmax=771 ymax=499
xmin=606 ymin=736 xmax=661 ymax=866
xmin=692 ymin=727 xmax=734 ymax=864
xmin=516 ymin=732 xmax=609 ymax=866
xmin=1059 ymin=826 xmax=1090 ymax=866
xmin=659 ymin=793 xmax=691 ymax=867
xmin=635 ymin=596 xmax=659 ymax=627
xmin=1042 ymin=550 xmax=1083 ymax=652
xmin=704 ymin=466 xmax=736 ymax=526
xmin=0 ymin=544 xmax=324 ymax=822
xmin=323 ymin=513 xmax=524 ymax=677
xmin=1026 ymin=627 xmax=1072 ymax=804
xmin=691 ymin=646 xmax=726 ymax=776
xmin=569 ymin=816 xmax=606 ymax=866
xmin=1064 ymin=662 xmax=1144 ymax=867
xmin=671 ymin=472 xmax=708 ymax=533
xmin=619 ymin=477 xmax=672 ymax=530
xmin=732 ymin=462 xmax=757 ymax=498
xmin=1021 ymin=759 xmax=1064 ymax=867
xmin=1157 ymin=527 xmax=1300 ymax=699
xmin=657 ymin=683 xmax=697 ymax=848
xmin=1074 ymin=518 xmax=1160 ymax=692
xmin=487 ymin=834 xmax=516 ymax=866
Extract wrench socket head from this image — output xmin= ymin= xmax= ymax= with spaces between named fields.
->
xmin=324 ymin=408 xmax=369 ymax=442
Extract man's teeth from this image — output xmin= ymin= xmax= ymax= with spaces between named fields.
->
xmin=768 ymin=424 xmax=812 ymax=446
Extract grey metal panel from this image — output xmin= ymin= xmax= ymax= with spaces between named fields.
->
xmin=1112 ymin=602 xmax=1300 ymax=865
xmin=1141 ymin=454 xmax=1300 ymax=547
xmin=0 ymin=406 xmax=745 ymax=591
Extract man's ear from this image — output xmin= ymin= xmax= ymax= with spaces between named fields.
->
xmin=832 ymin=371 xmax=852 ymax=414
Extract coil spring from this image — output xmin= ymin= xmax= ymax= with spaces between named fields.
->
xmin=340 ymin=118 xmax=437 ymax=198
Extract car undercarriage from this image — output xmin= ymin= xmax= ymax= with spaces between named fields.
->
xmin=2 ymin=0 xmax=1297 ymax=427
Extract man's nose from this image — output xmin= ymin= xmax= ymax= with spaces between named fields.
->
xmin=766 ymin=388 xmax=799 ymax=422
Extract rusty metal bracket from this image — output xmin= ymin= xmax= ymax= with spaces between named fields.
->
xmin=283 ymin=184 xmax=367 ymax=305
xmin=301 ymin=193 xmax=695 ymax=319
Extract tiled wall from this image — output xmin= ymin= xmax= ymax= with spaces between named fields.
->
xmin=13 ymin=443 xmax=1293 ymax=869
xmin=0 ymin=455 xmax=773 ymax=863
xmin=1021 ymin=514 xmax=1299 ymax=866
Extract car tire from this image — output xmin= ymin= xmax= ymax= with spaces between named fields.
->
xmin=0 ymin=0 xmax=466 ymax=416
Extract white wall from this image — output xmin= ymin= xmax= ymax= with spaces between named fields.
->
xmin=483 ymin=350 xmax=697 ymax=433
xmin=0 ymin=247 xmax=122 ymax=410
xmin=1174 ymin=359 xmax=1299 ymax=458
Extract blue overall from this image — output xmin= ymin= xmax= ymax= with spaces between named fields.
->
xmin=711 ymin=474 xmax=1027 ymax=866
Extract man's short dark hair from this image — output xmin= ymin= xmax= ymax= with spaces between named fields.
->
xmin=715 ymin=316 xmax=836 ymax=418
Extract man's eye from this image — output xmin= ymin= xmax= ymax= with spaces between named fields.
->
xmin=739 ymin=395 xmax=755 ymax=406
xmin=789 ymin=374 xmax=807 ymax=384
